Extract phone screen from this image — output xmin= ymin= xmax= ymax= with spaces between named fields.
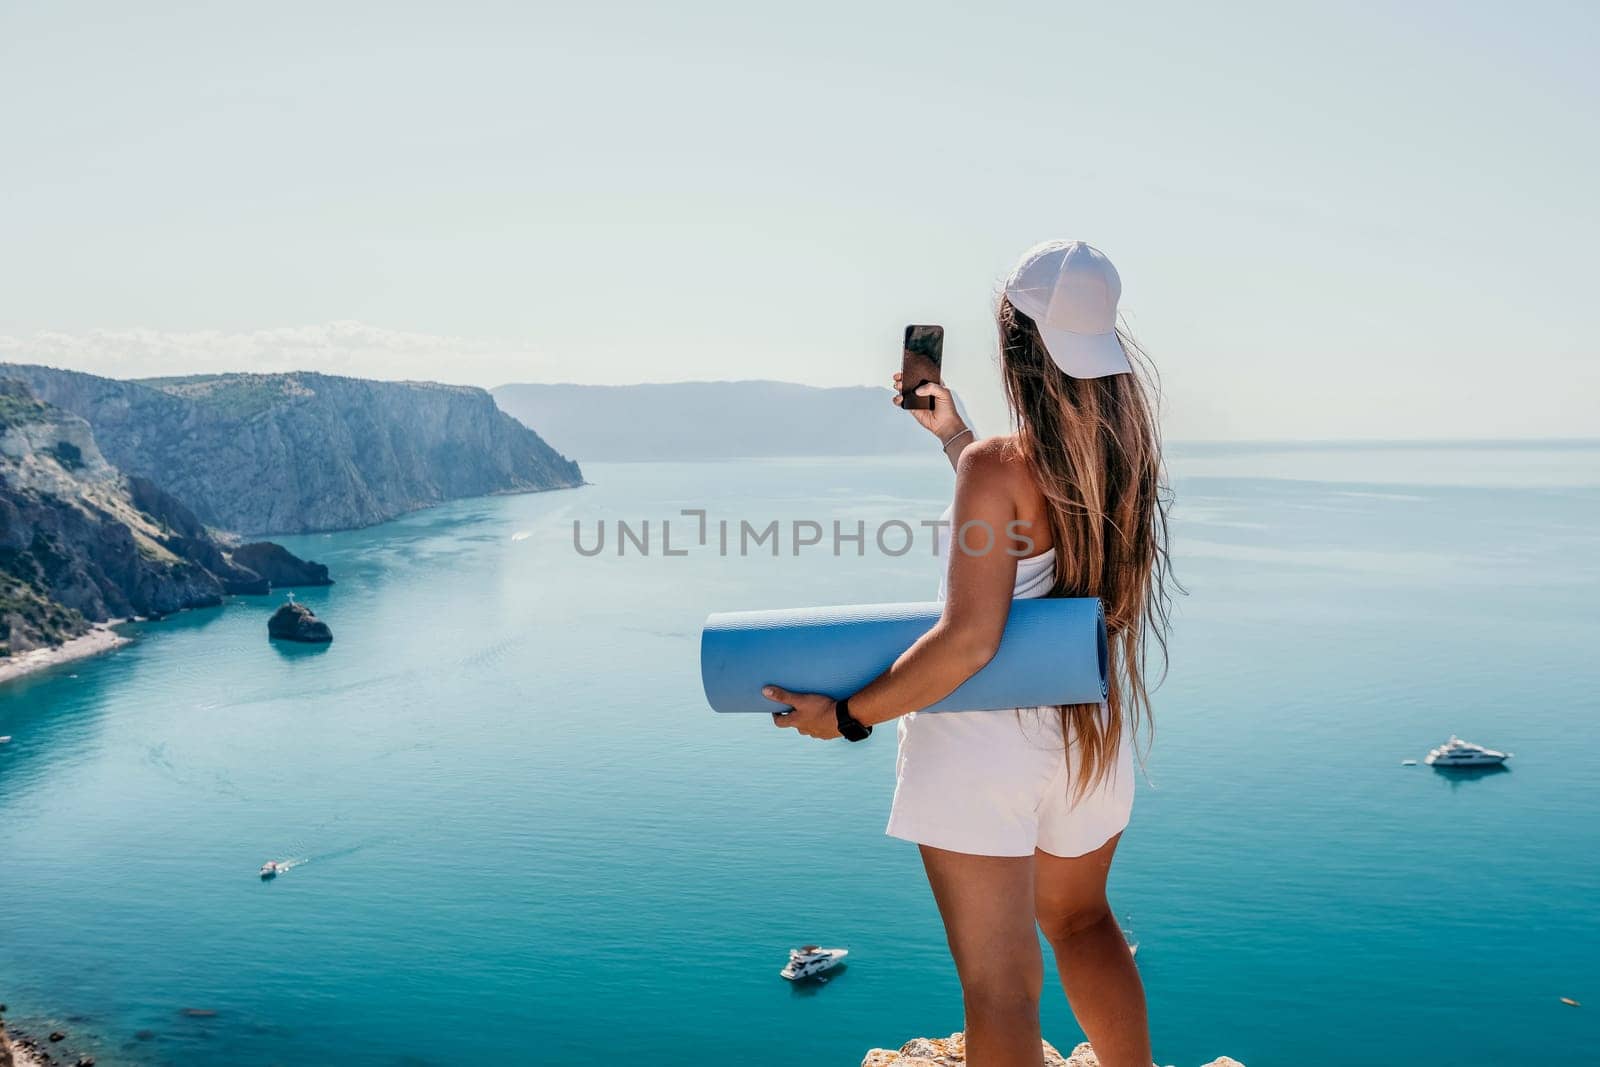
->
xmin=901 ymin=325 xmax=944 ymax=411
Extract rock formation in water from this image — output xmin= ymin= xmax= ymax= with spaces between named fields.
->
xmin=2 ymin=364 xmax=584 ymax=535
xmin=267 ymin=601 xmax=332 ymax=643
xmin=861 ymin=1033 xmax=1244 ymax=1067
xmin=0 ymin=379 xmax=322 ymax=656
xmin=229 ymin=542 xmax=332 ymax=587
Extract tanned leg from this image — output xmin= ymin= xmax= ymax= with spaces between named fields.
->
xmin=918 ymin=844 xmax=1045 ymax=1067
xmin=1033 ymin=834 xmax=1151 ymax=1067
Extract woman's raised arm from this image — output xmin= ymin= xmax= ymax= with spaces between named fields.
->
xmin=892 ymin=374 xmax=976 ymax=471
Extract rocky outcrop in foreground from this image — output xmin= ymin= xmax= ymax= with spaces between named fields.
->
xmin=0 ymin=1017 xmax=52 ymax=1067
xmin=862 ymin=1033 xmax=1243 ymax=1067
xmin=4 ymin=364 xmax=584 ymax=534
xmin=268 ymin=601 xmax=332 ymax=643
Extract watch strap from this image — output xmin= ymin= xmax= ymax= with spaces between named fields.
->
xmin=835 ymin=696 xmax=872 ymax=742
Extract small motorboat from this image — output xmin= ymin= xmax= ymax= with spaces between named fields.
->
xmin=780 ymin=945 xmax=847 ymax=981
xmin=259 ymin=861 xmax=281 ymax=880
xmin=1424 ymin=736 xmax=1510 ymax=768
xmin=1122 ymin=920 xmax=1139 ymax=959
xmin=0 ymin=735 xmax=12 ymax=744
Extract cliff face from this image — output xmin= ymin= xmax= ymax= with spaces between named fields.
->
xmin=0 ymin=380 xmax=321 ymax=656
xmin=3 ymin=365 xmax=584 ymax=535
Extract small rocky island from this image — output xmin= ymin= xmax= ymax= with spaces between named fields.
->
xmin=267 ymin=601 xmax=332 ymax=643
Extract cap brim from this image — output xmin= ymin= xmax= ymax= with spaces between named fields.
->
xmin=1037 ymin=325 xmax=1132 ymax=379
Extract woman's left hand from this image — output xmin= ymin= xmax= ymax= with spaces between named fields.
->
xmin=764 ymin=685 xmax=841 ymax=740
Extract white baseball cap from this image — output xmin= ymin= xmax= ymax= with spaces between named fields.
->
xmin=1003 ymin=240 xmax=1131 ymax=378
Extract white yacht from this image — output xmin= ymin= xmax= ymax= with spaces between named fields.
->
xmin=780 ymin=945 xmax=847 ymax=981
xmin=259 ymin=861 xmax=281 ymax=880
xmin=1424 ymin=736 xmax=1510 ymax=768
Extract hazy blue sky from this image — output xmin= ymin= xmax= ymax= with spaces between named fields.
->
xmin=2 ymin=1 xmax=1596 ymax=439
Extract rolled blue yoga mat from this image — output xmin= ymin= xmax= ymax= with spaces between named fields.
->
xmin=700 ymin=598 xmax=1107 ymax=714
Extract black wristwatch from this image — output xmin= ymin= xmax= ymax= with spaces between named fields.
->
xmin=835 ymin=696 xmax=872 ymax=742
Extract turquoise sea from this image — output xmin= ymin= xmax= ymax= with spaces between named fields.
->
xmin=2 ymin=444 xmax=1598 ymax=1066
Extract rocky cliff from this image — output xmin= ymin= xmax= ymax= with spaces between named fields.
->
xmin=3 ymin=365 xmax=584 ymax=535
xmin=0 ymin=380 xmax=321 ymax=656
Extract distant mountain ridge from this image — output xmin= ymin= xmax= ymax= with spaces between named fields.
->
xmin=2 ymin=365 xmax=584 ymax=535
xmin=491 ymin=380 xmax=937 ymax=462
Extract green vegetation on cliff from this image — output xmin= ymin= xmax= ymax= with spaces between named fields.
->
xmin=0 ymin=573 xmax=88 ymax=656
xmin=0 ymin=379 xmax=48 ymax=428
xmin=137 ymin=372 xmax=317 ymax=420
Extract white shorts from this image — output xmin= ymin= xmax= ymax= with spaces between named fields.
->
xmin=886 ymin=705 xmax=1135 ymax=858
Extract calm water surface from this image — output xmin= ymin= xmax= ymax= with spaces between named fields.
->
xmin=2 ymin=444 xmax=1598 ymax=1065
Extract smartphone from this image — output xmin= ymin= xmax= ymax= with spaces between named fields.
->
xmin=901 ymin=325 xmax=944 ymax=411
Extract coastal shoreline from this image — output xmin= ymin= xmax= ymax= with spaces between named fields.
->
xmin=0 ymin=622 xmax=129 ymax=687
xmin=0 ymin=1021 xmax=49 ymax=1067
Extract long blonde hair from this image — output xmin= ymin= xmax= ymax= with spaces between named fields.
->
xmin=997 ymin=297 xmax=1178 ymax=794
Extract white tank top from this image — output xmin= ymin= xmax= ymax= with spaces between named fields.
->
xmin=934 ymin=503 xmax=1056 ymax=602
